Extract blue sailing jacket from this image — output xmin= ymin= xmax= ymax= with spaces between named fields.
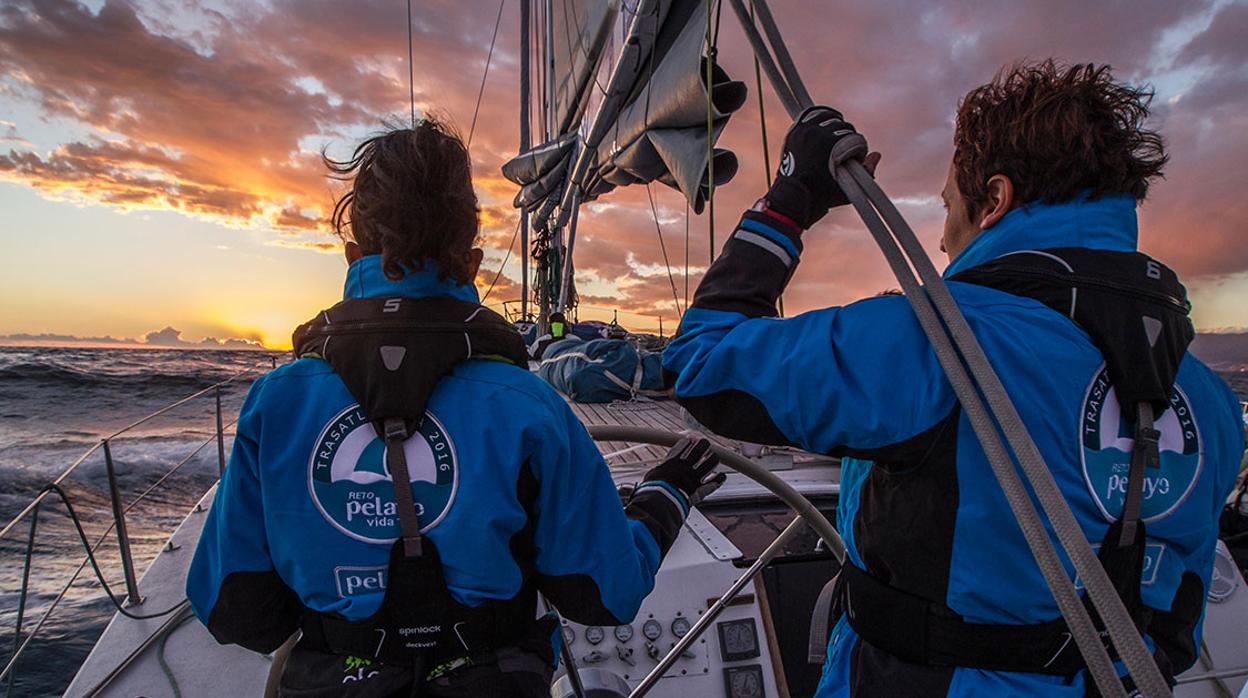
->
xmin=663 ymin=196 xmax=1244 ymax=696
xmin=188 ymin=256 xmax=683 ymax=656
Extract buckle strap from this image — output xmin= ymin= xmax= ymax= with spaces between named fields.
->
xmin=1119 ymin=403 xmax=1159 ymax=548
xmin=382 ymin=417 xmax=423 ymax=558
xmin=840 ymin=563 xmax=1086 ymax=675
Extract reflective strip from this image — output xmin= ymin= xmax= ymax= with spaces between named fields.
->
xmin=739 ymin=217 xmax=800 ymax=259
xmin=734 ymin=230 xmax=793 ymax=267
xmin=635 ymin=480 xmax=689 ymax=516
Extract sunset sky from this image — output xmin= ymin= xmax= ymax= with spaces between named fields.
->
xmin=1 ymin=0 xmax=1245 ymax=349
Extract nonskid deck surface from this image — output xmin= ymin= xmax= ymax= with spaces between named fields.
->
xmin=568 ymin=398 xmax=840 ymax=477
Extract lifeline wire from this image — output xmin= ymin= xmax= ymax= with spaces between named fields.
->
xmin=42 ymin=484 xmax=185 ymax=621
xmin=468 ymin=0 xmax=508 ymax=147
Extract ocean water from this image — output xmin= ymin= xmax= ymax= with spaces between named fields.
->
xmin=0 ymin=346 xmax=1244 ymax=697
xmin=0 ymin=346 xmax=279 ymax=697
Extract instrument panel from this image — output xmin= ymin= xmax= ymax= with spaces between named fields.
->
xmin=556 ymin=510 xmax=781 ymax=698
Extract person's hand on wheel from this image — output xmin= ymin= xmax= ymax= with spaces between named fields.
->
xmin=765 ymin=106 xmax=880 ymax=229
xmin=642 ymin=436 xmax=726 ymax=507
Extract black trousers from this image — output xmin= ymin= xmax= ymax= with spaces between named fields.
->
xmin=277 ymin=644 xmax=553 ymax=698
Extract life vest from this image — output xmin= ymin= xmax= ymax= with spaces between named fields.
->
xmin=835 ymin=248 xmax=1197 ymax=682
xmin=290 ymin=296 xmax=545 ymax=674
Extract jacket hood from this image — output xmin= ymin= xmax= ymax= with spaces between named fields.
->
xmin=943 ymin=194 xmax=1139 ymax=278
xmin=343 ymin=255 xmax=480 ymax=304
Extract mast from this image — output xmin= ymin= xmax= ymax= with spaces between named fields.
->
xmin=551 ymin=0 xmax=658 ymax=313
xmin=544 ymin=0 xmax=559 ymax=326
xmin=519 ymin=0 xmax=531 ymax=321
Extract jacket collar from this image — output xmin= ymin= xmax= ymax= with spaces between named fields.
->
xmin=943 ymin=194 xmax=1139 ymax=278
xmin=342 ymin=255 xmax=480 ymax=304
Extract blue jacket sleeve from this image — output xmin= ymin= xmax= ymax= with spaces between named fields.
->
xmin=186 ymin=375 xmax=301 ymax=653
xmin=528 ymin=396 xmax=683 ymax=626
xmin=663 ymin=206 xmax=956 ymax=456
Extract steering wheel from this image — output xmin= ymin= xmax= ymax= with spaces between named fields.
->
xmin=554 ymin=425 xmax=846 ymax=698
xmin=588 ymin=425 xmax=845 ymax=559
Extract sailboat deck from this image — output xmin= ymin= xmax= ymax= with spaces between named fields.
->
xmin=567 ymin=397 xmax=841 ymax=478
xmin=568 ymin=398 xmax=725 ymax=462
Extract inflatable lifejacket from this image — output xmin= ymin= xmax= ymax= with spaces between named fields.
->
xmin=291 ymin=296 xmax=547 ymax=678
xmin=833 ymin=249 xmax=1198 ymax=681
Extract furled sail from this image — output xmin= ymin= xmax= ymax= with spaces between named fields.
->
xmin=551 ymin=0 xmax=619 ymax=135
xmin=503 ymin=0 xmax=746 ymax=220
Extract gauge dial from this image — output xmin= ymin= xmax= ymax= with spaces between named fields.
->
xmin=642 ymin=619 xmax=663 ymax=641
xmin=614 ymin=624 xmax=634 ymax=643
xmin=671 ymin=616 xmax=692 ymax=638
xmin=585 ymin=626 xmax=605 ymax=645
xmin=561 ymin=625 xmax=575 ymax=645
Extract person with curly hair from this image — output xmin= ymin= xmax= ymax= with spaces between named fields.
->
xmin=664 ymin=61 xmax=1244 ymax=696
xmin=187 ymin=118 xmax=723 ymax=697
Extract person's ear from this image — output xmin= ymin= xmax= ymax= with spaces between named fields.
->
xmin=344 ymin=241 xmax=364 ymax=263
xmin=467 ymin=248 xmax=485 ymax=281
xmin=978 ymin=174 xmax=1015 ymax=230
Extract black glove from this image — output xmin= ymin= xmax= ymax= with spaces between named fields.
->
xmin=765 ymin=106 xmax=868 ymax=229
xmin=642 ymin=437 xmax=725 ymax=506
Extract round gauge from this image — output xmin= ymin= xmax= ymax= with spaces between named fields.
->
xmin=614 ymin=624 xmax=634 ymax=643
xmin=561 ymin=625 xmax=576 ymax=645
xmin=642 ymin=619 xmax=663 ymax=641
xmin=585 ymin=626 xmax=605 ymax=645
xmin=670 ymin=616 xmax=691 ymax=638
xmin=729 ymin=669 xmax=762 ymax=698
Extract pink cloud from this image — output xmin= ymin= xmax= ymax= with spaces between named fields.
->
xmin=0 ymin=0 xmax=1243 ymax=330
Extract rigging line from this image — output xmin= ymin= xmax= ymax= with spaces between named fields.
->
xmin=684 ymin=199 xmax=690 ymax=310
xmin=748 ymin=0 xmax=781 ymax=316
xmin=482 ymin=217 xmax=523 ymax=304
xmin=712 ymin=0 xmax=724 ymax=47
xmin=646 ymin=183 xmax=684 ymax=318
xmin=705 ymin=0 xmax=717 ymax=265
xmin=406 ymin=0 xmax=415 ymax=128
xmin=748 ymin=0 xmax=771 ymax=188
xmin=468 ymin=0 xmax=508 ymax=148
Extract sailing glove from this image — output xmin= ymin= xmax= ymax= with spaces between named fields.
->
xmin=643 ymin=436 xmax=725 ymax=507
xmin=765 ymin=106 xmax=869 ymax=229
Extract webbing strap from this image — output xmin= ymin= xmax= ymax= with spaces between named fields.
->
xmin=806 ymin=573 xmax=839 ymax=665
xmin=383 ymin=418 xmax=424 ymax=558
xmin=1120 ymin=403 xmax=1159 ymax=547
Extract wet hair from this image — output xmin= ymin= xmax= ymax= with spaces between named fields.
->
xmin=953 ymin=60 xmax=1168 ymax=217
xmin=325 ymin=118 xmax=479 ymax=283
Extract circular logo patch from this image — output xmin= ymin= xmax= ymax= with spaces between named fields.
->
xmin=1080 ymin=366 xmax=1202 ymax=524
xmin=779 ymin=151 xmax=795 ymax=177
xmin=308 ymin=405 xmax=457 ymax=544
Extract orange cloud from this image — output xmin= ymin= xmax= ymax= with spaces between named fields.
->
xmin=0 ymin=0 xmax=1244 ymax=332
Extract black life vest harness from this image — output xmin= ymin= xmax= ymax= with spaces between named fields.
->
xmin=290 ymin=295 xmax=545 ymax=673
xmin=836 ymin=247 xmax=1195 ymax=678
